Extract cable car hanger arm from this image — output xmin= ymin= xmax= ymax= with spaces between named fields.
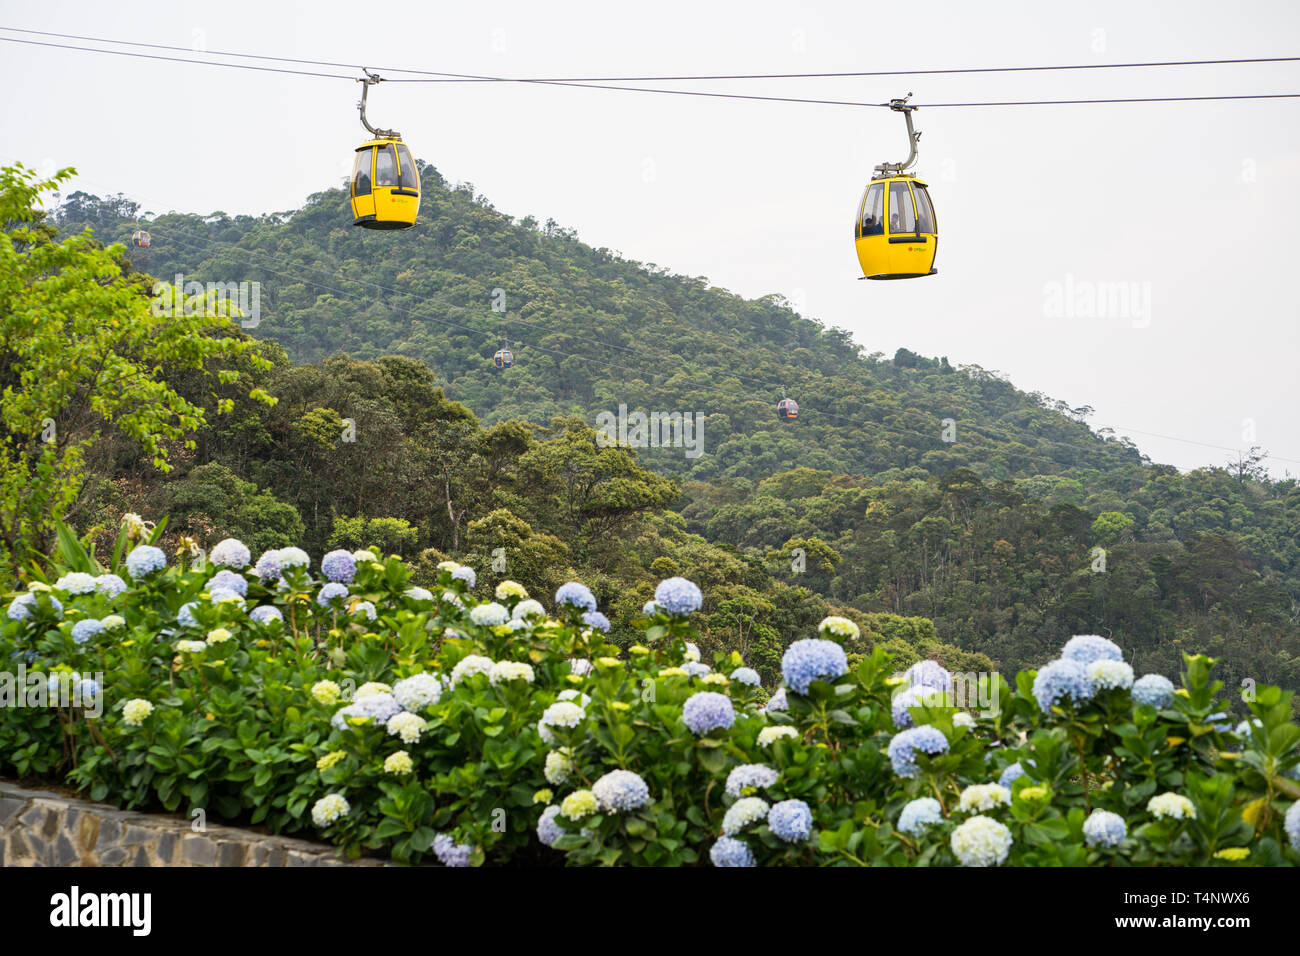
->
xmin=358 ymin=69 xmax=400 ymax=139
xmin=874 ymin=93 xmax=920 ymax=177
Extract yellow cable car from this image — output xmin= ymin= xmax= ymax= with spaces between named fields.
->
xmin=349 ymin=72 xmax=420 ymax=230
xmin=131 ymin=229 xmax=151 ymax=248
xmin=855 ymin=96 xmax=938 ymax=280
xmin=494 ymin=348 xmax=514 ymax=369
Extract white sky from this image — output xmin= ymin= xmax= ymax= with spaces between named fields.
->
xmin=1 ymin=0 xmax=1297 ymax=476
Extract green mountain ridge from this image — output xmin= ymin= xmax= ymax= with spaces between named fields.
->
xmin=45 ymin=163 xmax=1300 ymax=696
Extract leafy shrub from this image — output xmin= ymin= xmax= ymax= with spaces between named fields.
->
xmin=2 ymin=522 xmax=1298 ymax=866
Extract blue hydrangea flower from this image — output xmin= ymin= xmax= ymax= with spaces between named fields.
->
xmin=249 ymin=605 xmax=282 ymax=625
xmin=316 ymin=582 xmax=350 ymax=608
xmin=177 ymin=602 xmax=199 ymax=628
xmin=71 ymin=619 xmax=104 ymax=645
xmin=1206 ymin=712 xmax=1233 ymax=731
xmin=888 ymin=725 xmax=950 ymax=778
xmin=8 ymin=592 xmax=63 ymax=622
xmin=253 ymin=550 xmax=282 ymax=582
xmin=331 ymin=693 xmax=402 ymax=729
xmin=682 ymin=661 xmax=711 ymax=678
xmin=763 ymin=688 xmax=788 ymax=712
xmin=582 ymin=611 xmax=611 ymax=633
xmin=781 ymin=638 xmax=849 ymax=695
xmin=209 ymin=538 xmax=251 ymax=569
xmin=433 ymin=833 xmax=472 ymax=868
xmin=642 ymin=600 xmax=660 ymax=616
xmin=998 ymin=762 xmax=1025 ymax=789
xmin=1082 ymin=809 xmax=1127 ymax=848
xmin=768 ymin=799 xmax=813 ymax=843
xmin=350 ymin=600 xmax=376 ymax=621
xmin=709 ymin=835 xmax=755 ymax=867
xmin=124 ymin=545 xmax=166 ymax=579
xmin=75 ymin=677 xmax=100 ymax=702
xmin=654 ymin=577 xmax=703 ymax=617
xmin=450 ymin=565 xmax=477 ymax=589
xmin=95 ymin=573 xmax=128 ymax=597
xmin=555 ymin=581 xmax=597 ymax=612
xmin=682 ymin=691 xmax=735 ymax=735
xmin=208 ymin=586 xmax=245 ymax=606
xmin=898 ymin=797 xmax=944 ymax=836
xmin=320 ymin=549 xmax=357 ymax=583
xmin=1061 ymin=635 xmax=1123 ymax=665
xmin=1131 ymin=673 xmax=1175 ymax=708
xmin=592 ymin=770 xmax=651 ymax=812
xmin=730 ymin=667 xmax=761 ymax=687
xmin=1032 ymin=658 xmax=1095 ymax=711
xmin=725 ymin=764 xmax=779 ymax=797
xmin=206 ymin=569 xmax=248 ymax=597
xmin=537 ymin=805 xmax=564 ymax=847
xmin=903 ymin=659 xmax=951 ymax=691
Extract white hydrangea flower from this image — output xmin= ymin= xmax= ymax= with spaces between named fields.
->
xmin=722 ymin=797 xmax=770 ymax=835
xmin=450 ymin=655 xmax=494 ymax=687
xmin=953 ymin=711 xmax=976 ymax=729
xmin=541 ymin=701 xmax=585 ymax=730
xmin=311 ymin=793 xmax=349 ymax=827
xmin=311 ymin=680 xmax=342 ymax=706
xmin=176 ymin=640 xmax=207 ymax=653
xmin=489 ymin=660 xmax=535 ymax=685
xmin=544 ymin=749 xmax=573 ymax=785
xmin=355 ymin=682 xmax=392 ymax=700
xmin=1087 ymin=658 xmax=1135 ymax=691
xmin=683 ymin=642 xmax=701 ymax=662
xmin=55 ymin=572 xmax=98 ymax=595
xmin=950 ymin=816 xmax=1013 ymax=866
xmin=495 ymin=580 xmax=528 ymax=600
xmin=101 ymin=615 xmax=126 ymax=630
xmin=386 ymin=712 xmax=428 ymax=744
xmin=122 ymin=699 xmax=154 ymax=726
xmin=958 ymin=784 xmax=1012 ymax=813
xmin=384 ymin=750 xmax=414 ymax=775
xmin=470 ymin=602 xmax=510 ymax=627
xmin=1148 ymin=792 xmax=1197 ymax=821
xmin=511 ymin=599 xmax=545 ymax=620
xmin=818 ymin=616 xmax=860 ymax=641
xmin=757 ymin=726 xmax=799 ymax=747
xmin=393 ymin=673 xmax=442 ymax=711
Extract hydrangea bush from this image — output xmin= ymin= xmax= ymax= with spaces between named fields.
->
xmin=2 ymin=533 xmax=1298 ymax=866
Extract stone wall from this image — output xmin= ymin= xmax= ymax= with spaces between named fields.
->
xmin=0 ymin=780 xmax=388 ymax=866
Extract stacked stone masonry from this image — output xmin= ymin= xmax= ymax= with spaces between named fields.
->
xmin=0 ymin=780 xmax=388 ymax=866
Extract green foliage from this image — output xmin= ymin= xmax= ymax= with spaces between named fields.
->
xmin=0 ymin=163 xmax=273 ymax=578
xmin=3 ymin=552 xmax=1296 ymax=867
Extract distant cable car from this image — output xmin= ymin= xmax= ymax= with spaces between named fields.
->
xmin=350 ymin=71 xmax=420 ymax=230
xmin=855 ymin=95 xmax=938 ymax=280
xmin=494 ymin=348 xmax=514 ymax=369
xmin=131 ymin=230 xmax=151 ymax=248
xmin=777 ymin=397 xmax=799 ymax=421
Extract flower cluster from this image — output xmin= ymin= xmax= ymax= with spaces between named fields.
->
xmin=592 ymin=770 xmax=651 ymax=812
xmin=780 ymin=638 xmax=849 ymax=694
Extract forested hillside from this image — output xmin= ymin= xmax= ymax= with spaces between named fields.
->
xmin=45 ymin=164 xmax=1300 ymax=696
